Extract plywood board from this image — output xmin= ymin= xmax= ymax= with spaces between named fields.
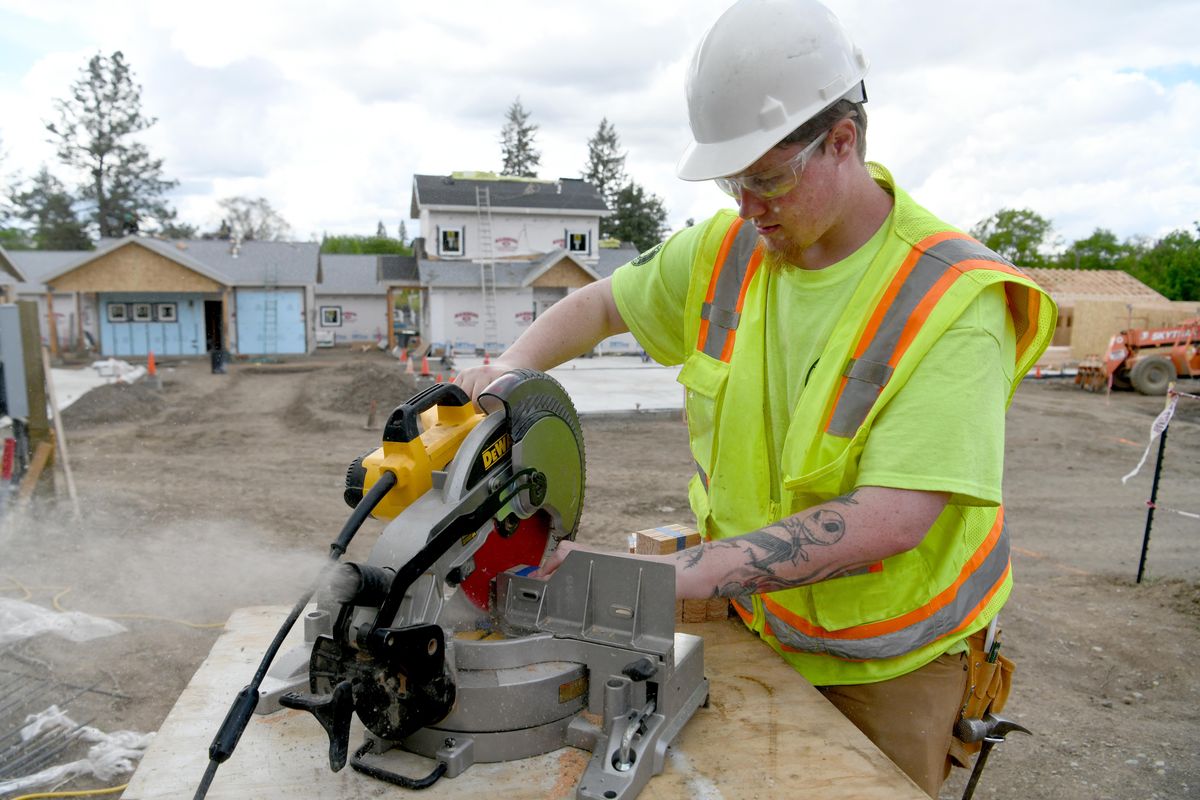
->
xmin=530 ymin=259 xmax=594 ymax=289
xmin=51 ymin=242 xmax=223 ymax=293
xmin=1070 ymin=300 xmax=1199 ymax=359
xmin=123 ymin=607 xmax=925 ymax=800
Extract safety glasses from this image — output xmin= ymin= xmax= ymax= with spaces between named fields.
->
xmin=715 ymin=132 xmax=829 ymax=199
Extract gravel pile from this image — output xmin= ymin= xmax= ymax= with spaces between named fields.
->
xmin=61 ymin=380 xmax=167 ymax=426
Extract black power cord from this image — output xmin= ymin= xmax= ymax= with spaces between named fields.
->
xmin=193 ymin=470 xmax=398 ymax=800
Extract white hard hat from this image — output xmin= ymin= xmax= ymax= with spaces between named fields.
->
xmin=677 ymin=0 xmax=869 ymax=181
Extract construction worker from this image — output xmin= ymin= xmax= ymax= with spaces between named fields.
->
xmin=457 ymin=0 xmax=1055 ymax=794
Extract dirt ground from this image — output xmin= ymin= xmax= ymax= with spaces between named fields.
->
xmin=2 ymin=349 xmax=1198 ymax=799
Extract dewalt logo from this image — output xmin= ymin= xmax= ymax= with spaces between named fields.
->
xmin=482 ymin=433 xmax=512 ymax=470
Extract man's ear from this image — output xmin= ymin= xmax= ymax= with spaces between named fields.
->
xmin=828 ymin=118 xmax=858 ymax=161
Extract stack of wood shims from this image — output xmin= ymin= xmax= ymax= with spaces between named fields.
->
xmin=632 ymin=524 xmax=730 ymax=623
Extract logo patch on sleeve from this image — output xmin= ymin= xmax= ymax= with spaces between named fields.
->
xmin=630 ymin=243 xmax=664 ymax=266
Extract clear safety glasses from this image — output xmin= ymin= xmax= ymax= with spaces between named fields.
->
xmin=714 ymin=132 xmax=829 ymax=200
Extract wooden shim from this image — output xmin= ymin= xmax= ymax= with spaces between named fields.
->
xmin=17 ymin=441 xmax=54 ymax=502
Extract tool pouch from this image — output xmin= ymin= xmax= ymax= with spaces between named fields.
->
xmin=950 ymin=630 xmax=1015 ymax=766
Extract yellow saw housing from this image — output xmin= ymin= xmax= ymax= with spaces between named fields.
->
xmin=358 ymin=389 xmax=484 ymax=520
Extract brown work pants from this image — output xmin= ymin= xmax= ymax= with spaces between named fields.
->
xmin=818 ymin=651 xmax=969 ymax=798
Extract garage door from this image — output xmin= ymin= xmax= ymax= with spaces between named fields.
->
xmin=235 ymin=289 xmax=306 ymax=354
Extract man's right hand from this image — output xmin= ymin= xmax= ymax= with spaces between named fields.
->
xmin=453 ymin=361 xmax=520 ymax=406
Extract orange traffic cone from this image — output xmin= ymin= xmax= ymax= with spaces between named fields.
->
xmin=483 ymin=353 xmax=490 ymax=365
xmin=420 ymin=355 xmax=431 ymax=377
xmin=399 ymin=349 xmax=408 ymax=364
xmin=147 ymin=351 xmax=157 ymax=376
xmin=435 ymin=373 xmax=444 ymax=383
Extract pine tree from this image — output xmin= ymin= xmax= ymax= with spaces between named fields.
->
xmin=609 ymin=181 xmax=668 ymax=253
xmin=582 ymin=118 xmax=626 ymax=222
xmin=376 ymin=220 xmax=388 ymax=238
xmin=398 ymin=220 xmax=408 ymax=245
xmin=9 ymin=166 xmax=92 ymax=250
xmin=46 ymin=51 xmax=179 ymax=238
xmin=499 ymin=97 xmax=541 ymax=178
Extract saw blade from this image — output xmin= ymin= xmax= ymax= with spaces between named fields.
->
xmin=459 ymin=512 xmax=551 ymax=610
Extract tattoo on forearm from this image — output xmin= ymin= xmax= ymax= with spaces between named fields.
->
xmin=829 ymin=489 xmax=861 ymax=507
xmin=709 ymin=505 xmax=849 ymax=598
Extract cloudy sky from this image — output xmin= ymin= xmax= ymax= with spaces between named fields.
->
xmin=1 ymin=0 xmax=1198 ymax=249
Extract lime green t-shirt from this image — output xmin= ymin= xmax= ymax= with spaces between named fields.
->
xmin=612 ymin=207 xmax=1016 ymax=508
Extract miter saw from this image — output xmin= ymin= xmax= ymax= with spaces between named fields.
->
xmin=197 ymin=370 xmax=708 ymax=800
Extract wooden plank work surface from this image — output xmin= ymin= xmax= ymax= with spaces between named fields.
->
xmin=123 ymin=606 xmax=925 ymax=800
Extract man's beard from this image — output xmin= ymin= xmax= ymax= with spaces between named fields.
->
xmin=760 ymin=238 xmax=805 ymax=273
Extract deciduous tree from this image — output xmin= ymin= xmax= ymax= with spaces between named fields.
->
xmin=499 ymin=97 xmax=541 ymax=178
xmin=45 ymin=51 xmax=179 ymax=237
xmin=970 ymin=208 xmax=1054 ymax=267
xmin=1055 ymin=227 xmax=1141 ymax=271
xmin=215 ymin=196 xmax=291 ymax=241
xmin=1133 ymin=225 xmax=1200 ymax=301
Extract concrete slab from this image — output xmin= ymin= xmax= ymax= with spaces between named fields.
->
xmin=123 ymin=606 xmax=925 ymax=800
xmin=454 ymin=356 xmax=684 ymax=415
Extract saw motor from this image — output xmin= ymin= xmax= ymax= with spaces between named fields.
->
xmin=253 ymin=370 xmax=708 ymax=800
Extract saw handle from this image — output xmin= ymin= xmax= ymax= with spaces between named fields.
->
xmin=383 ymin=383 xmax=472 ymax=444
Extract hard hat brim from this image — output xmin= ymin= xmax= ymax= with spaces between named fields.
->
xmin=676 ymin=129 xmax=783 ymax=183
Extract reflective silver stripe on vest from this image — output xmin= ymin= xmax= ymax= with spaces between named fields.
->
xmin=698 ymin=222 xmax=760 ymax=359
xmin=762 ymin=524 xmax=1011 ymax=661
xmin=826 ymin=237 xmax=1012 ymax=437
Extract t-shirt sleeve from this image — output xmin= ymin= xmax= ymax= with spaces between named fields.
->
xmin=855 ymin=283 xmax=1017 ymax=507
xmin=609 ymin=223 xmax=707 ymax=367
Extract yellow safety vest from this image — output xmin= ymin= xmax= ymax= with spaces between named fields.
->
xmin=677 ymin=168 xmax=1057 ymax=685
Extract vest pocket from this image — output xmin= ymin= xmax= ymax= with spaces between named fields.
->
xmin=677 ymin=351 xmax=731 ymax=482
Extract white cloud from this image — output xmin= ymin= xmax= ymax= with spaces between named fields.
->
xmin=0 ymin=0 xmax=1197 ymax=246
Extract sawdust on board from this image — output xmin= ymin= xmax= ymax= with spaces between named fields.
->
xmin=547 ymin=747 xmax=591 ymax=799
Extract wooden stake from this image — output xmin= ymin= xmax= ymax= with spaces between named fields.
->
xmin=46 ymin=290 xmax=59 ymax=358
xmin=17 ymin=302 xmax=53 ymax=495
xmin=42 ymin=345 xmax=81 ymax=519
xmin=16 ymin=440 xmax=54 ymax=503
xmin=387 ymin=286 xmax=396 ymax=352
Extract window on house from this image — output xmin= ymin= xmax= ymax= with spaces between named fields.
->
xmin=155 ymin=303 xmax=178 ymax=322
xmin=439 ymin=226 xmax=465 ymax=256
xmin=131 ymin=302 xmax=153 ymax=322
xmin=567 ymin=231 xmax=590 ymax=254
xmin=320 ymin=306 xmax=343 ymax=327
xmin=107 ymin=303 xmax=128 ymax=323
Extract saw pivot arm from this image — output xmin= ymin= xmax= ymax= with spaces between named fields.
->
xmin=363 ymin=467 xmax=544 ymax=645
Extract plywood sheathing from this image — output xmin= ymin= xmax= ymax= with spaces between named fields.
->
xmin=48 ymin=242 xmax=224 ymax=293
xmin=530 ymin=259 xmax=593 ymax=289
xmin=1070 ymin=300 xmax=1199 ymax=359
xmin=1020 ymin=269 xmax=1174 ymax=360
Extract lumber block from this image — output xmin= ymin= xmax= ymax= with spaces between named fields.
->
xmin=634 ymin=523 xmax=701 ymax=556
xmin=706 ymin=597 xmax=731 ymax=621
